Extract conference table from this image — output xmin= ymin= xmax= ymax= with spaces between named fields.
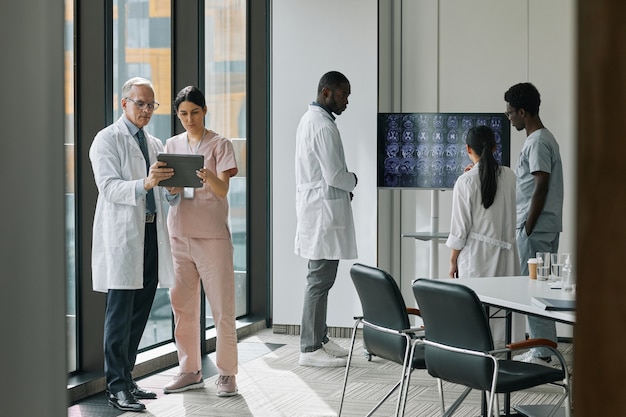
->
xmin=451 ymin=276 xmax=575 ymax=417
xmin=456 ymin=275 xmax=575 ymax=325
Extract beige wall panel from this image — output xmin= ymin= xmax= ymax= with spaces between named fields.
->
xmin=401 ymin=0 xmax=439 ymax=112
xmin=439 ymin=0 xmax=528 ymax=112
xmin=528 ymin=0 xmax=577 ymax=257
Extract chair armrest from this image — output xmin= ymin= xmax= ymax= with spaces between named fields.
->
xmin=489 ymin=347 xmax=511 ymax=355
xmin=506 ymin=338 xmax=558 ymax=350
xmin=407 ymin=307 xmax=421 ymax=317
xmin=406 ymin=327 xmax=425 ymax=335
xmin=406 ymin=309 xmax=424 ymax=333
xmin=505 ymin=338 xmax=570 ymax=375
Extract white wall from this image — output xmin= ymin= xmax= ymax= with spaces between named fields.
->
xmin=272 ymin=0 xmax=576 ymax=334
xmin=272 ymin=0 xmax=378 ymax=328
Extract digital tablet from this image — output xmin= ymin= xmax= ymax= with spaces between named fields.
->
xmin=157 ymin=153 xmax=205 ymax=188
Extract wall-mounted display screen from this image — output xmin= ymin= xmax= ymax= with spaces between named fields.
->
xmin=378 ymin=112 xmax=511 ymax=189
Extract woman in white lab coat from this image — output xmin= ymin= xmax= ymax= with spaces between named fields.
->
xmin=446 ymin=125 xmax=519 ymax=278
xmin=446 ymin=125 xmax=521 ymax=347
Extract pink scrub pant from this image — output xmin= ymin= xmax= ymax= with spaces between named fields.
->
xmin=170 ymin=236 xmax=238 ymax=376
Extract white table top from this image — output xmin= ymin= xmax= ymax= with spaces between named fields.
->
xmin=449 ymin=276 xmax=576 ymax=324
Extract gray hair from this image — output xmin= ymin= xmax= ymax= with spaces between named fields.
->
xmin=121 ymin=77 xmax=154 ymax=98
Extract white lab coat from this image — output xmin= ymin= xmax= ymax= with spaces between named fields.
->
xmin=446 ymin=164 xmax=523 ymax=346
xmin=89 ymin=117 xmax=174 ymax=292
xmin=294 ymin=105 xmax=358 ymax=260
xmin=446 ymin=164 xmax=520 ymax=278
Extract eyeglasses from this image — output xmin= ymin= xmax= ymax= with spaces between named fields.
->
xmin=126 ymin=97 xmax=160 ymax=111
xmin=504 ymin=108 xmax=517 ymax=118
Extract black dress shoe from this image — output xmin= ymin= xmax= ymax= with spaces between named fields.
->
xmin=108 ymin=390 xmax=146 ymax=412
xmin=131 ymin=383 xmax=157 ymax=399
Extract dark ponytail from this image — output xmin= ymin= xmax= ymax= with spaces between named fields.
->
xmin=466 ymin=125 xmax=500 ymax=209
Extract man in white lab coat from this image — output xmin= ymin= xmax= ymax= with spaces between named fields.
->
xmin=90 ymin=77 xmax=175 ymax=412
xmin=295 ymin=71 xmax=358 ymax=367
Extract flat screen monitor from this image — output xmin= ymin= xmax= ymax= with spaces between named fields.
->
xmin=377 ymin=112 xmax=511 ymax=189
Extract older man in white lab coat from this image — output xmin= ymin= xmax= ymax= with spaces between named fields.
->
xmin=90 ymin=77 xmax=175 ymax=412
xmin=295 ymin=71 xmax=358 ymax=368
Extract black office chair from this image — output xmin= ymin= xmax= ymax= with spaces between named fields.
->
xmin=412 ymin=278 xmax=571 ymax=417
xmin=338 ymin=263 xmax=426 ymax=417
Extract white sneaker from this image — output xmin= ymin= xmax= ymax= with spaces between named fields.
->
xmin=513 ymin=350 xmax=554 ymax=367
xmin=299 ymin=349 xmax=347 ymax=367
xmin=322 ymin=338 xmax=349 ymax=357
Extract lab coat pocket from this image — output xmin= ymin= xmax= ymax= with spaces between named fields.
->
xmin=102 ymin=209 xmax=132 ymax=247
xmin=322 ymin=198 xmax=345 ymax=230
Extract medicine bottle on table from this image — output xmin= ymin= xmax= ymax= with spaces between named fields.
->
xmin=562 ymin=255 xmax=573 ymax=292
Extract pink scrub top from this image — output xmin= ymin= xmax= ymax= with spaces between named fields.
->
xmin=164 ymin=131 xmax=238 ymax=239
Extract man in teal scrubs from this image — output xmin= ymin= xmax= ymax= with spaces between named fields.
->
xmin=505 ymin=82 xmax=564 ymax=366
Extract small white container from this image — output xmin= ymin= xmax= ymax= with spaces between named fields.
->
xmin=562 ymin=255 xmax=573 ymax=292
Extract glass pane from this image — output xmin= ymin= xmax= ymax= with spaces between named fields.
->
xmin=112 ymin=0 xmax=174 ymax=350
xmin=65 ymin=0 xmax=77 ymax=373
xmin=205 ymin=0 xmax=248 ymax=326
xmin=113 ymin=0 xmax=172 ymax=144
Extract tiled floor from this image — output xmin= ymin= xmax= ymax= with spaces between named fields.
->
xmin=68 ymin=339 xmax=283 ymax=417
xmin=68 ymin=329 xmax=573 ymax=417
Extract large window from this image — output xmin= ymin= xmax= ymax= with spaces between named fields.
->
xmin=205 ymin=0 xmax=248 ymax=324
xmin=113 ymin=0 xmax=173 ymax=350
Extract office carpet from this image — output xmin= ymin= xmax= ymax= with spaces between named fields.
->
xmin=69 ymin=328 xmax=573 ymax=417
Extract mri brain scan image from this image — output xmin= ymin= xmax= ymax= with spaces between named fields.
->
xmin=379 ymin=112 xmax=510 ymax=189
xmin=386 ymin=142 xmax=399 ymax=158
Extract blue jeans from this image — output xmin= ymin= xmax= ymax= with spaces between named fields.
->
xmin=517 ymin=228 xmax=560 ymax=358
xmin=300 ymin=259 xmax=339 ymax=352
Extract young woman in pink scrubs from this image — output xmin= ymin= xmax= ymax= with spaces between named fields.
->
xmin=162 ymin=86 xmax=239 ymax=397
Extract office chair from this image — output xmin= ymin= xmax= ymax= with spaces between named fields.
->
xmin=338 ymin=263 xmax=426 ymax=417
xmin=412 ymin=278 xmax=571 ymax=417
